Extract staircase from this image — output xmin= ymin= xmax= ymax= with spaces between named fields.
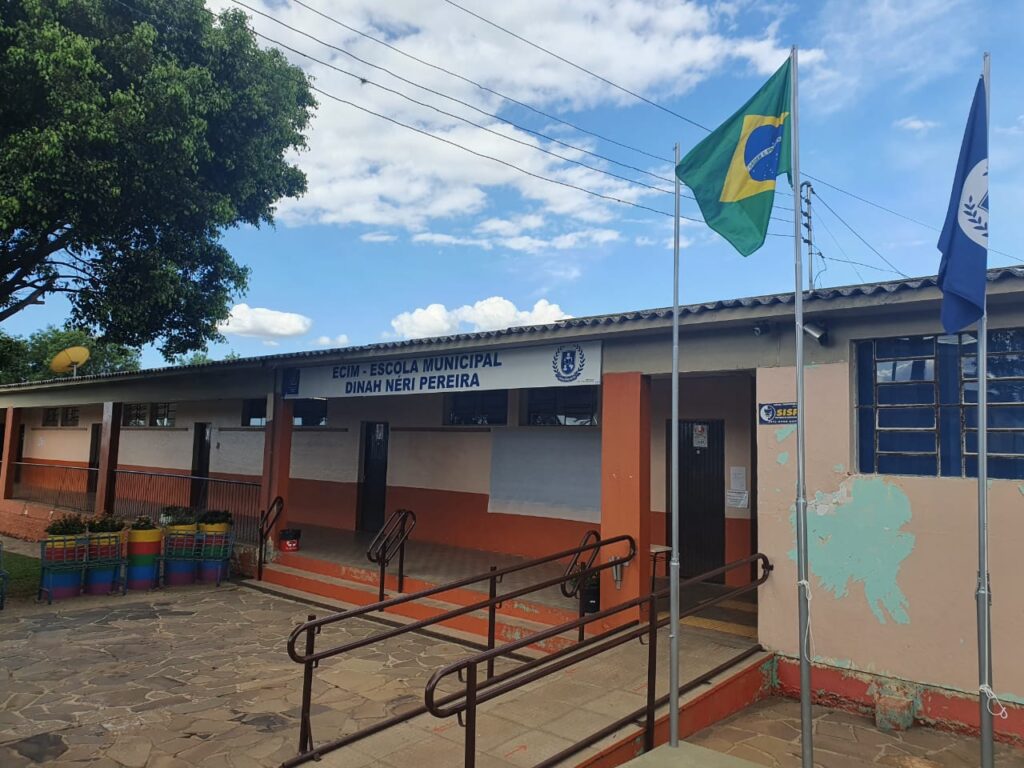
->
xmin=253 ymin=551 xmax=584 ymax=654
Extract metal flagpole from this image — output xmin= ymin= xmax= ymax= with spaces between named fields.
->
xmin=790 ymin=45 xmax=814 ymax=768
xmin=977 ymin=50 xmax=994 ymax=768
xmin=668 ymin=142 xmax=682 ymax=747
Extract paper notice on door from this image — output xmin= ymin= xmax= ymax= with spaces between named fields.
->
xmin=726 ymin=490 xmax=749 ymax=509
xmin=729 ymin=466 xmax=747 ymax=492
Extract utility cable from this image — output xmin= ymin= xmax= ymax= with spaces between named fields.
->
xmin=812 ymin=191 xmax=909 ymax=277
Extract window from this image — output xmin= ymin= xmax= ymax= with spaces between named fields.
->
xmin=242 ymin=398 xmax=267 ymax=427
xmin=293 ymin=399 xmax=327 ymax=427
xmin=41 ymin=408 xmax=59 ymax=427
xmin=445 ymin=391 xmax=508 ymax=426
xmin=123 ymin=403 xmax=149 ymax=427
xmin=522 ymin=386 xmax=599 ymax=426
xmin=61 ymin=407 xmax=79 ymax=427
xmin=856 ymin=330 xmax=1024 ymax=479
xmin=149 ymin=402 xmax=176 ymax=427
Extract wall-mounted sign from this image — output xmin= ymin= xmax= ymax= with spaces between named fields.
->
xmin=758 ymin=402 xmax=798 ymax=425
xmin=693 ymin=423 xmax=708 ymax=448
xmin=282 ymin=341 xmax=602 ymax=399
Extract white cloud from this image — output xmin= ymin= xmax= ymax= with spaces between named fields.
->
xmin=475 ymin=214 xmax=545 ymax=236
xmin=390 ymin=297 xmax=570 ymax=339
xmin=635 ymin=236 xmax=656 ymax=246
xmin=206 ymin=0 xmax=823 ymax=232
xmin=996 ymin=115 xmax=1024 ymax=136
xmin=360 ymin=232 xmax=397 ymax=243
xmin=806 ymin=0 xmax=975 ymax=112
xmin=219 ymin=304 xmax=313 ymax=339
xmin=894 ymin=116 xmax=938 ymax=133
xmin=413 ymin=232 xmax=493 ymax=250
xmin=315 ymin=334 xmax=351 ymax=346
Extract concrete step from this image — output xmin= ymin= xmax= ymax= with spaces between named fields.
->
xmin=273 ymin=550 xmax=580 ymax=627
xmin=257 ymin=563 xmax=578 ymax=654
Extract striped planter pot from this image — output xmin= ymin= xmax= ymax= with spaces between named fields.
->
xmin=164 ymin=524 xmax=198 ymax=586
xmin=198 ymin=523 xmax=231 ymax=583
xmin=126 ymin=528 xmax=162 ymax=591
xmin=43 ymin=534 xmax=87 ymax=600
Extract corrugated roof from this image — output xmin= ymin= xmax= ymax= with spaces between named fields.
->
xmin=4 ymin=267 xmax=1022 ymax=391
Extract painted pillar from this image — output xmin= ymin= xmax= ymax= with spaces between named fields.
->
xmin=0 ymin=407 xmax=22 ymax=499
xmin=599 ymin=372 xmax=651 ymax=623
xmin=94 ymin=402 xmax=122 ymax=514
xmin=261 ymin=394 xmax=293 ymax=534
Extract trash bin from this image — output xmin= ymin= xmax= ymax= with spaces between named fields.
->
xmin=582 ymin=578 xmax=600 ymax=613
xmin=279 ymin=528 xmax=301 ymax=552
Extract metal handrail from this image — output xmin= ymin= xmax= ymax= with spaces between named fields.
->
xmin=256 ymin=496 xmax=284 ymax=581
xmin=559 ymin=529 xmax=601 ymax=598
xmin=423 ymin=553 xmax=773 ymax=768
xmin=366 ymin=509 xmax=417 ymax=601
xmin=280 ymin=533 xmax=637 ymax=766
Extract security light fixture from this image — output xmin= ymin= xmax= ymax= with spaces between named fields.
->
xmin=804 ymin=321 xmax=828 ymax=345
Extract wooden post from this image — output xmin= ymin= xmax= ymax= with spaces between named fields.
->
xmin=94 ymin=402 xmax=122 ymax=514
xmin=0 ymin=407 xmax=22 ymax=499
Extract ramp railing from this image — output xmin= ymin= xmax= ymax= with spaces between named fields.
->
xmin=366 ymin=508 xmax=417 ymax=601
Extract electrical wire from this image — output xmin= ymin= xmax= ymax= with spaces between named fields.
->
xmin=811 ymin=191 xmax=909 ymax=278
xmin=289 ymin=0 xmax=671 ymax=163
xmin=441 ymin=0 xmax=713 ymax=132
xmin=232 ymin=0 xmax=680 ymax=190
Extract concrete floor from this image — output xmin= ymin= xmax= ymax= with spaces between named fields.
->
xmin=0 ymin=583 xmax=755 ymax=767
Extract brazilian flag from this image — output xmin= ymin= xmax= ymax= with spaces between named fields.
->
xmin=676 ymin=59 xmax=792 ymax=256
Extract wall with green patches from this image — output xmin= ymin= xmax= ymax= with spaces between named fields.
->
xmin=756 ymin=362 xmax=1024 ymax=700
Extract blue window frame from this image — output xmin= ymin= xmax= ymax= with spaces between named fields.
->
xmin=856 ymin=331 xmax=1024 ymax=479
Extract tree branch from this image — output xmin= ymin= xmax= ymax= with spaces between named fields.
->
xmin=0 ymin=280 xmax=53 ymax=323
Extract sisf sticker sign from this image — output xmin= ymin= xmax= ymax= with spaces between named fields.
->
xmin=283 ymin=342 xmax=601 ymax=399
xmin=758 ymin=402 xmax=798 ymax=425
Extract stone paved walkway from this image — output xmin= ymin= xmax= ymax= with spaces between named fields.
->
xmin=690 ymin=698 xmax=1024 ymax=767
xmin=0 ymin=584 xmax=753 ymax=767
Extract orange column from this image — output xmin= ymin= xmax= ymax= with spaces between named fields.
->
xmin=599 ymin=372 xmax=651 ymax=623
xmin=261 ymin=394 xmax=293 ymax=532
xmin=94 ymin=402 xmax=122 ymax=514
xmin=0 ymin=407 xmax=22 ymax=499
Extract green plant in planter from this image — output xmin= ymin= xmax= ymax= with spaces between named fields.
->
xmin=87 ymin=514 xmax=125 ymax=533
xmin=131 ymin=516 xmax=158 ymax=530
xmin=568 ymin=561 xmax=597 ymax=594
xmin=162 ymin=506 xmax=196 ymax=527
xmin=197 ymin=509 xmax=233 ymax=526
xmin=45 ymin=514 xmax=87 ymax=536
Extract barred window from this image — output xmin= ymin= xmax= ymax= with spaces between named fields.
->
xmin=123 ymin=403 xmax=149 ymax=427
xmin=293 ymin=399 xmax=327 ymax=427
xmin=445 ymin=391 xmax=508 ymax=426
xmin=42 ymin=408 xmax=60 ymax=427
xmin=149 ymin=402 xmax=176 ymax=427
xmin=856 ymin=330 xmax=1024 ymax=479
xmin=242 ymin=398 xmax=267 ymax=427
xmin=522 ymin=386 xmax=599 ymax=427
xmin=61 ymin=407 xmax=79 ymax=427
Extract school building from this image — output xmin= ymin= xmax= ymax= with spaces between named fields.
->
xmin=2 ymin=267 xmax=1024 ymax=736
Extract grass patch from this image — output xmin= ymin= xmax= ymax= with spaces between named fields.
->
xmin=3 ymin=551 xmax=41 ymax=601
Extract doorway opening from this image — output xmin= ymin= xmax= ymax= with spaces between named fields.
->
xmin=357 ymin=421 xmax=389 ymax=533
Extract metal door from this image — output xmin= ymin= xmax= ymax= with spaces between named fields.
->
xmin=190 ymin=422 xmax=212 ymax=510
xmin=358 ymin=422 xmax=389 ymax=532
xmin=667 ymin=419 xmax=726 ymax=580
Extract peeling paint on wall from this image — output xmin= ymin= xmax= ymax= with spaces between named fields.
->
xmin=833 ymin=463 xmax=846 ymax=474
xmin=777 ymin=451 xmax=790 ymax=466
xmin=775 ymin=425 xmax=797 ymax=443
xmin=789 ymin=477 xmax=915 ymax=625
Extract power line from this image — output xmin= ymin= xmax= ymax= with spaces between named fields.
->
xmin=442 ymin=0 xmax=713 ymax=132
xmin=241 ymin=29 xmax=678 ymax=198
xmin=816 ymin=215 xmax=866 ymax=283
xmin=289 ymin=0 xmax=671 ymax=163
xmin=803 ymin=173 xmax=938 ymax=231
xmin=232 ymin=0 xmax=679 ymax=191
xmin=812 ymin=191 xmax=909 ymax=278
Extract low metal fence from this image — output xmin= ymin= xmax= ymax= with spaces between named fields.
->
xmin=10 ymin=462 xmax=98 ymax=513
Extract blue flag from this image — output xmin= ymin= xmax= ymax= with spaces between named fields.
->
xmin=937 ymin=76 xmax=988 ymax=333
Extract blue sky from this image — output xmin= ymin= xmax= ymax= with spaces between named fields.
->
xmin=6 ymin=0 xmax=1024 ymax=367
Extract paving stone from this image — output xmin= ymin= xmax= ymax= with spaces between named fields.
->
xmin=6 ymin=732 xmax=69 ymax=762
xmin=104 ymin=736 xmax=153 ymax=767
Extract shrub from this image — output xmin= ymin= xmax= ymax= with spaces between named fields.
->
xmin=131 ymin=516 xmax=157 ymax=530
xmin=45 ymin=514 xmax=87 ymax=536
xmin=198 ymin=509 xmax=233 ymax=526
xmin=87 ymin=514 xmax=125 ymax=533
xmin=162 ymin=506 xmax=196 ymax=526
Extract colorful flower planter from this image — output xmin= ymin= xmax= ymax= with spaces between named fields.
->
xmin=41 ymin=534 xmax=88 ymax=600
xmin=84 ymin=532 xmax=123 ymax=595
xmin=127 ymin=528 xmax=162 ymax=591
xmin=198 ymin=523 xmax=231 ymax=584
xmin=164 ymin=524 xmax=198 ymax=586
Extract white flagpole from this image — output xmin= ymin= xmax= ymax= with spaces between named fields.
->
xmin=977 ymin=50 xmax=994 ymax=768
xmin=668 ymin=142 xmax=682 ymax=747
xmin=790 ymin=45 xmax=814 ymax=768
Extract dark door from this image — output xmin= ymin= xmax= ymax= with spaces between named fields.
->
xmin=13 ymin=424 xmax=25 ymax=482
xmin=358 ymin=421 xmax=389 ymax=532
xmin=87 ymin=423 xmax=102 ymax=495
xmin=667 ymin=419 xmax=726 ymax=580
xmin=190 ymin=422 xmax=212 ymax=510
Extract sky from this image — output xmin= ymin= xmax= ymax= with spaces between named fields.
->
xmin=5 ymin=0 xmax=1024 ymax=367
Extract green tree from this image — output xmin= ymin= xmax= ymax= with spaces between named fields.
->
xmin=0 ymin=0 xmax=316 ymax=356
xmin=0 ymin=326 xmax=141 ymax=384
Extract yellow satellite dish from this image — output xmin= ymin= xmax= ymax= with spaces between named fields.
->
xmin=50 ymin=346 xmax=91 ymax=376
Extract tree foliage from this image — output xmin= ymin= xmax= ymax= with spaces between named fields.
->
xmin=0 ymin=0 xmax=316 ymax=355
xmin=0 ymin=325 xmax=141 ymax=384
